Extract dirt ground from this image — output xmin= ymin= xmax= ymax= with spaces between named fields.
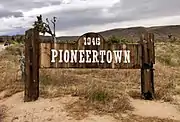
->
xmin=0 ymin=92 xmax=118 ymax=122
xmin=131 ymin=98 xmax=180 ymax=120
xmin=0 ymin=92 xmax=180 ymax=122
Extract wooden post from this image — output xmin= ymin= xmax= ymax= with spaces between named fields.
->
xmin=140 ymin=33 xmax=155 ymax=100
xmin=24 ymin=28 xmax=39 ymax=102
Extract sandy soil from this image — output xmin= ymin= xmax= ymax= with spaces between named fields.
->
xmin=0 ymin=92 xmax=180 ymax=122
xmin=131 ymin=98 xmax=180 ymax=121
xmin=0 ymin=92 xmax=118 ymax=122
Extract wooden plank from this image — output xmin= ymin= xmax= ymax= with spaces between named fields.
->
xmin=58 ymin=43 xmax=65 ymax=68
xmin=138 ymin=44 xmax=142 ymax=68
xmin=148 ymin=33 xmax=155 ymax=64
xmin=54 ymin=43 xmax=59 ymax=68
xmin=140 ymin=33 xmax=155 ymax=100
xmin=50 ymin=43 xmax=55 ymax=68
xmin=69 ymin=43 xmax=77 ymax=68
xmin=152 ymin=34 xmax=155 ymax=64
xmin=111 ymin=44 xmax=115 ymax=69
xmin=144 ymin=69 xmax=154 ymax=95
xmin=78 ymin=37 xmax=85 ymax=68
xmin=24 ymin=29 xmax=33 ymax=102
xmin=64 ymin=43 xmax=69 ymax=68
xmin=150 ymin=68 xmax=155 ymax=94
xmin=40 ymin=43 xmax=51 ymax=68
xmin=133 ymin=44 xmax=137 ymax=68
xmin=127 ymin=44 xmax=132 ymax=68
xmin=105 ymin=42 xmax=112 ymax=68
xmin=31 ymin=28 xmax=39 ymax=100
xmin=24 ymin=28 xmax=39 ymax=102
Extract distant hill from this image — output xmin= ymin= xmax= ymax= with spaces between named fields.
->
xmin=56 ymin=25 xmax=180 ymax=42
xmin=1 ymin=25 xmax=180 ymax=42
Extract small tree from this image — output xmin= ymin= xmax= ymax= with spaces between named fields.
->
xmin=33 ymin=15 xmax=57 ymax=39
xmin=107 ymin=35 xmax=128 ymax=44
xmin=108 ymin=35 xmax=121 ymax=43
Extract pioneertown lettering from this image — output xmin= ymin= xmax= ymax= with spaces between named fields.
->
xmin=51 ymin=49 xmax=131 ymax=63
xmin=51 ymin=35 xmax=130 ymax=64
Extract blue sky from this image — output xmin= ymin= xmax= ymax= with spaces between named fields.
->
xmin=0 ymin=0 xmax=180 ymax=36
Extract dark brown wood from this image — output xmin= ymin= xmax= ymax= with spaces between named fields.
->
xmin=24 ymin=29 xmax=32 ymax=102
xmin=140 ymin=34 xmax=145 ymax=98
xmin=24 ymin=28 xmax=39 ymax=102
xmin=32 ymin=28 xmax=40 ymax=100
xmin=149 ymin=33 xmax=155 ymax=95
xmin=140 ymin=33 xmax=155 ymax=100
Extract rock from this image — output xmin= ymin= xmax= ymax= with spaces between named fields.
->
xmin=11 ymin=116 xmax=19 ymax=121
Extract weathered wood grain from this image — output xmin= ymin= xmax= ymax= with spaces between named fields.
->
xmin=24 ymin=28 xmax=39 ymax=102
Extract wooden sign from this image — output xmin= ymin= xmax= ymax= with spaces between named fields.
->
xmin=40 ymin=32 xmax=142 ymax=69
xmin=24 ymin=28 xmax=155 ymax=102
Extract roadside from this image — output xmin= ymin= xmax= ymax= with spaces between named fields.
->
xmin=0 ymin=44 xmax=5 ymax=52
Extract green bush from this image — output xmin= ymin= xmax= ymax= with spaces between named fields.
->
xmin=107 ymin=35 xmax=129 ymax=44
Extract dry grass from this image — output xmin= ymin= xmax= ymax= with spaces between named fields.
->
xmin=39 ymin=69 xmax=135 ymax=119
xmin=153 ymin=61 xmax=180 ymax=102
xmin=0 ymin=44 xmax=24 ymax=98
xmin=127 ymin=90 xmax=141 ymax=99
xmin=65 ymin=81 xmax=133 ymax=119
xmin=39 ymin=69 xmax=88 ymax=98
xmin=0 ymin=105 xmax=7 ymax=121
xmin=155 ymin=42 xmax=180 ymax=66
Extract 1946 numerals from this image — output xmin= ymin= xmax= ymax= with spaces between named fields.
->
xmin=84 ymin=37 xmax=101 ymax=46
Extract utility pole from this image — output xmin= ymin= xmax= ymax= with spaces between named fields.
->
xmin=51 ymin=17 xmax=57 ymax=38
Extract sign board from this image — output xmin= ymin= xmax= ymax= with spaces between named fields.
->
xmin=24 ymin=28 xmax=155 ymax=102
xmin=40 ymin=32 xmax=142 ymax=69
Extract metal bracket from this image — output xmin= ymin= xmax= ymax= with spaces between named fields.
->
xmin=143 ymin=63 xmax=153 ymax=69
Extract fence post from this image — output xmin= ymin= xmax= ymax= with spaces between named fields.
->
xmin=24 ymin=28 xmax=39 ymax=102
xmin=140 ymin=33 xmax=155 ymax=100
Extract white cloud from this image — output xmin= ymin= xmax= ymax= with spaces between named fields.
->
xmin=0 ymin=16 xmax=34 ymax=32
xmin=1 ymin=0 xmax=180 ymax=36
xmin=23 ymin=0 xmax=119 ymax=16
xmin=56 ymin=15 xmax=180 ymax=36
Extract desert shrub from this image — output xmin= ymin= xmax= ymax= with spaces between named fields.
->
xmin=155 ymin=42 xmax=180 ymax=66
xmin=5 ymin=44 xmax=23 ymax=56
xmin=155 ymin=82 xmax=175 ymax=102
xmin=14 ymin=36 xmax=25 ymax=44
xmin=0 ymin=44 xmax=23 ymax=98
xmin=65 ymin=81 xmax=133 ymax=119
xmin=107 ymin=35 xmax=130 ymax=44
xmin=83 ymin=83 xmax=112 ymax=103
